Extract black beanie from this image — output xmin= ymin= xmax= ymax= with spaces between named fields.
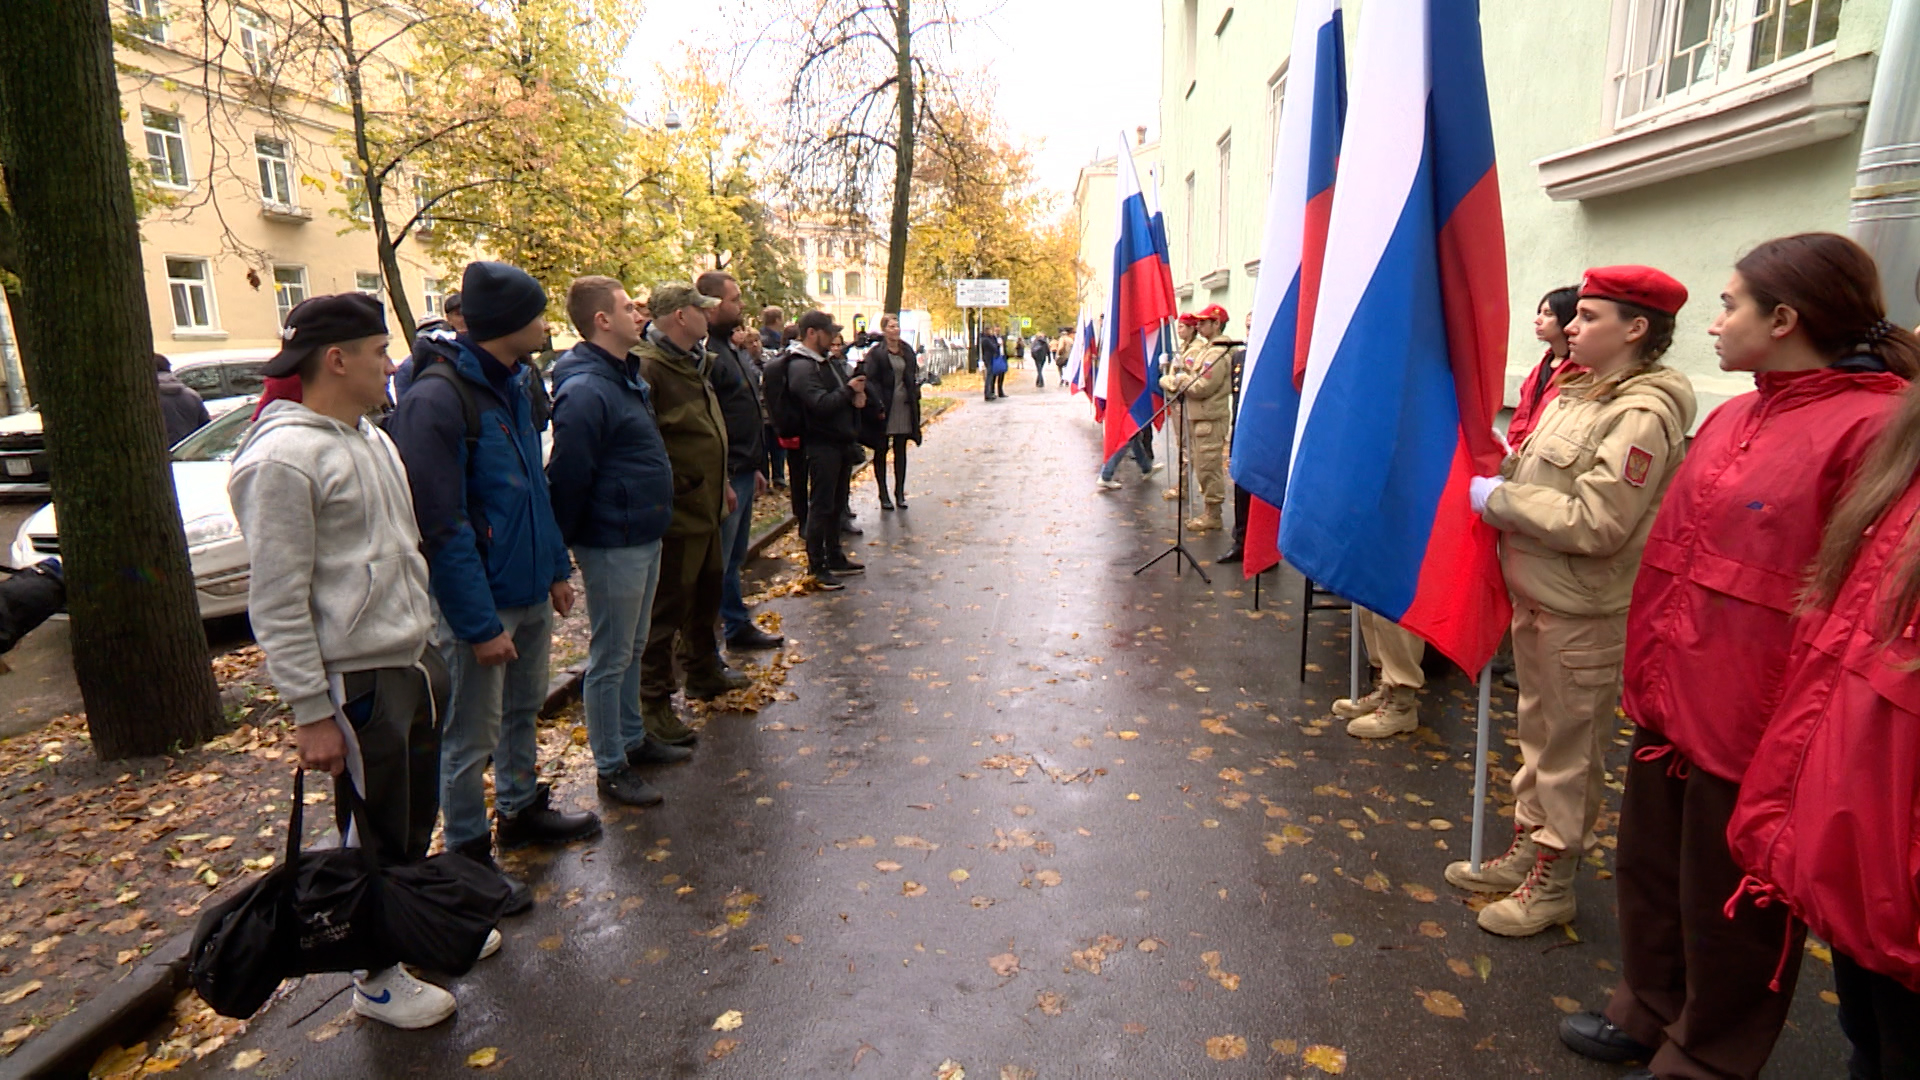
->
xmin=461 ymin=261 xmax=548 ymax=341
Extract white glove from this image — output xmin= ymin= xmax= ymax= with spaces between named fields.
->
xmin=1469 ymin=475 xmax=1505 ymax=515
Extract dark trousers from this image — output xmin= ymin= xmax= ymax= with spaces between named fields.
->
xmin=1605 ymin=728 xmax=1805 ymax=1080
xmin=805 ymin=440 xmax=854 ymax=572
xmin=1836 ymin=951 xmax=1920 ymax=1080
xmin=1231 ymin=481 xmax=1251 ymax=547
xmin=764 ymin=425 xmax=787 ymax=486
xmin=1035 ymin=362 xmax=1046 ymax=387
xmin=639 ymin=528 xmax=725 ymax=700
xmin=787 ymin=439 xmax=809 ymax=529
xmin=873 ymin=435 xmax=910 ymax=502
xmin=335 ymin=652 xmax=448 ymax=864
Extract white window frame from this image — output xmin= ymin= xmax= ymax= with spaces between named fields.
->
xmin=1182 ymin=0 xmax=1199 ymax=90
xmin=1214 ymin=134 xmax=1232 ymax=271
xmin=124 ymin=0 xmax=166 ymax=43
xmin=236 ymin=7 xmax=275 ymax=76
xmin=254 ymin=135 xmax=293 ymax=207
xmin=165 ymin=257 xmax=216 ymax=332
xmin=355 ymin=271 xmax=383 ymax=296
xmin=1609 ymin=0 xmax=1844 ymax=128
xmin=143 ymin=108 xmax=190 ymax=189
xmin=423 ymin=277 xmax=444 ymax=316
xmin=273 ymin=265 xmax=308 ymax=328
xmin=327 ymin=47 xmax=350 ymax=105
xmin=818 ymin=271 xmax=835 ymax=297
xmin=1266 ymin=66 xmax=1288 ymax=192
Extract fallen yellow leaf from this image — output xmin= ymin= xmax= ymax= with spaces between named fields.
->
xmin=465 ymin=1047 xmax=499 ymax=1068
xmin=1551 ymin=995 xmax=1581 ymax=1014
xmin=1204 ymin=1034 xmax=1248 ymax=1061
xmin=0 ymin=980 xmax=40 ymax=1006
xmin=709 ymin=1038 xmax=739 ymax=1061
xmin=712 ymin=1010 xmax=744 ymax=1031
xmin=949 ymin=868 xmax=970 ymax=883
xmin=1331 ymin=933 xmax=1355 ymax=947
xmin=231 ymin=1048 xmax=266 ymax=1070
xmin=1418 ymin=988 xmax=1466 ymax=1018
xmin=1303 ymin=1044 xmax=1348 ymax=1074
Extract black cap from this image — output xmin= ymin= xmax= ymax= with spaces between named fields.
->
xmin=264 ymin=293 xmax=388 ymax=378
xmin=795 ymin=310 xmax=841 ymax=336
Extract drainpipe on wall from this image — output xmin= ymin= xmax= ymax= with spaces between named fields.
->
xmin=1851 ymin=0 xmax=1920 ymax=329
xmin=0 ymin=292 xmax=26 ymax=415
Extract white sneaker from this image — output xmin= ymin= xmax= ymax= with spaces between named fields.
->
xmin=353 ymin=965 xmax=456 ymax=1029
xmin=1144 ymin=462 xmax=1163 ymax=476
xmin=478 ymin=928 xmax=502 ymax=960
xmin=1096 ymin=478 xmax=1122 ymax=491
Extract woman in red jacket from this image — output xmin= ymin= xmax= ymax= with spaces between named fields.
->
xmin=1557 ymin=234 xmax=1916 ymax=1080
xmin=1728 ymin=320 xmax=1920 ymax=1080
xmin=1506 ymin=285 xmax=1582 ymax=447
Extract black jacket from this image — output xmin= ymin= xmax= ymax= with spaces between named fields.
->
xmin=788 ymin=347 xmax=860 ymax=446
xmin=156 ymin=371 xmax=209 ymax=447
xmin=706 ymin=331 xmax=766 ymax=476
xmin=858 ymin=341 xmax=922 ymax=447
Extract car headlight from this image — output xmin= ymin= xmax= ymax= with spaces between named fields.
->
xmin=183 ymin=513 xmax=241 ymax=549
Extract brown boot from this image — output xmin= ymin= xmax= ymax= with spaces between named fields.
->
xmin=1187 ymin=507 xmax=1224 ymax=532
xmin=1345 ymin=683 xmax=1418 ymax=738
xmin=1444 ymin=824 xmax=1537 ymax=893
xmin=1477 ymin=845 xmax=1578 ymax=937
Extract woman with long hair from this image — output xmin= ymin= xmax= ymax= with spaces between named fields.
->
xmin=1726 ymin=314 xmax=1920 ymax=1077
xmin=1507 ymin=285 xmax=1582 ymax=447
xmin=1558 ymin=234 xmax=1914 ymax=1080
xmin=858 ymin=314 xmax=924 ymax=510
xmin=1452 ymin=267 xmax=1697 ymax=939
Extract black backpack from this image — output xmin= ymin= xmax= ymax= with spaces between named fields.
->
xmin=762 ymin=350 xmax=807 ymax=439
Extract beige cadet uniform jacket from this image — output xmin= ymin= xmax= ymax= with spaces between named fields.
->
xmin=1482 ymin=364 xmax=1696 ymax=617
xmin=1160 ymin=336 xmax=1236 ymax=423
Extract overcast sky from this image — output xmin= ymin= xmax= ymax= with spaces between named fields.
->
xmin=614 ymin=0 xmax=1163 ymax=199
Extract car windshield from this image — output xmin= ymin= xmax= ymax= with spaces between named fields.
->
xmin=171 ymin=400 xmax=256 ymax=462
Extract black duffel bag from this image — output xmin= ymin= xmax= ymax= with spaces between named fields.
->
xmin=189 ymin=768 xmax=512 ymax=1018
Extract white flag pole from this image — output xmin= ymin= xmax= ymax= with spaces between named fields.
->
xmin=1349 ymin=606 xmax=1362 ymax=702
xmin=1470 ymin=665 xmax=1492 ymax=869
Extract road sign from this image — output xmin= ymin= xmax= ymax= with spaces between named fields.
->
xmin=955 ymin=279 xmax=1010 ymax=308
xmin=1020 ymin=317 xmax=1032 ymax=330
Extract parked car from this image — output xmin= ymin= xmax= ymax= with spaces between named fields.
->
xmin=0 ymin=348 xmax=273 ymax=496
xmin=9 ymin=397 xmax=257 ymax=618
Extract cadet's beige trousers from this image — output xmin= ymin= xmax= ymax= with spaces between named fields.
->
xmin=1188 ymin=416 xmax=1229 ymax=508
xmin=1359 ymin=608 xmax=1426 ymax=689
xmin=1509 ymin=598 xmax=1623 ymax=853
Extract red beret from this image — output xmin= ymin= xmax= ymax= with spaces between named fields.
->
xmin=1196 ymin=303 xmax=1229 ymax=323
xmin=1580 ymin=265 xmax=1687 ymax=316
xmin=1177 ymin=313 xmax=1199 ymax=325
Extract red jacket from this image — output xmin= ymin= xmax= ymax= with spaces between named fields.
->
xmin=1505 ymin=349 xmax=1578 ymax=448
xmin=1728 ymin=469 xmax=1920 ymax=990
xmin=250 ymin=375 xmax=302 ymax=420
xmin=1623 ymin=367 xmax=1904 ymax=781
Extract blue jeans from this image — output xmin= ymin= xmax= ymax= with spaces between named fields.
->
xmin=575 ymin=542 xmax=663 ymax=776
xmin=718 ymin=472 xmax=757 ymax=638
xmin=1100 ymin=429 xmax=1155 ymax=481
xmin=438 ymin=602 xmax=552 ymax=850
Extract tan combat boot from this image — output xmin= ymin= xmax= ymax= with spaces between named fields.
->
xmin=1331 ymin=679 xmax=1386 ymax=720
xmin=1476 ymin=845 xmax=1577 ymax=937
xmin=1444 ymin=824 xmax=1537 ymax=893
xmin=1187 ymin=506 xmax=1225 ymax=532
xmin=1346 ymin=683 xmax=1418 ymax=738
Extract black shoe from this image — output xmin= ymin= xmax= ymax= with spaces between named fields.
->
xmin=841 ymin=521 xmax=863 ymax=536
xmin=596 ymin=767 xmax=664 ymax=807
xmin=812 ymin=572 xmax=846 ymax=591
xmin=495 ymin=783 xmax=603 ymax=850
xmin=685 ymin=666 xmax=753 ymax=700
xmin=726 ymin=626 xmax=785 ymax=651
xmin=880 ymin=498 xmax=895 ymax=511
xmin=829 ymin=559 xmax=866 ymax=574
xmin=626 ymin=734 xmax=694 ymax=767
xmin=452 ymin=839 xmax=533 ymax=916
xmin=895 ymin=495 xmax=908 ymax=508
xmin=1558 ymin=1012 xmax=1654 ymax=1064
xmin=1217 ymin=546 xmax=1244 ymax=565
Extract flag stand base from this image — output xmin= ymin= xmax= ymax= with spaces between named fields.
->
xmin=1133 ymin=396 xmax=1211 ymax=584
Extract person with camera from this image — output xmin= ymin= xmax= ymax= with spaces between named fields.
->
xmin=788 ymin=311 xmax=867 ymax=589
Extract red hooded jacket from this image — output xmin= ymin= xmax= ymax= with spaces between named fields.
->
xmin=1622 ymin=366 xmax=1905 ymax=782
xmin=1505 ymin=348 xmax=1580 ymax=448
xmin=1727 ymin=466 xmax=1920 ymax=990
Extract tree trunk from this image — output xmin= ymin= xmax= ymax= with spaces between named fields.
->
xmin=884 ymin=0 xmax=913 ymax=315
xmin=0 ymin=1 xmax=223 ymax=758
xmin=339 ymin=0 xmax=418 ymax=340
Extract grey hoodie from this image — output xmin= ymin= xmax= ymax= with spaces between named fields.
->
xmin=228 ymin=400 xmax=433 ymax=725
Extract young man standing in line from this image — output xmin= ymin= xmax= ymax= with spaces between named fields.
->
xmin=388 ymin=261 xmax=602 ymax=908
xmin=229 ymin=293 xmax=493 ymax=1029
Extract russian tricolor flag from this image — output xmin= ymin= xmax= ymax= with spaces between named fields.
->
xmin=1231 ymin=0 xmax=1346 ymax=578
xmin=1276 ymin=0 xmax=1512 ymax=675
xmin=1100 ymin=138 xmax=1174 ymax=459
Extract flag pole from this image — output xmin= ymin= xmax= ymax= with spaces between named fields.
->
xmin=1470 ymin=665 xmax=1492 ymax=869
xmin=1348 ymin=606 xmax=1361 ymax=703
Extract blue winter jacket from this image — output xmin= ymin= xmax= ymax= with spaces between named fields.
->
xmin=546 ymin=342 xmax=675 ymax=550
xmin=387 ymin=335 xmax=572 ymax=644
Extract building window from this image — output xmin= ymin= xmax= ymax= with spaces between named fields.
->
xmin=165 ymin=257 xmax=215 ymax=331
xmin=797 ymin=237 xmax=809 ymax=259
xmin=845 ymin=271 xmax=863 ymax=299
xmin=854 ymin=239 xmax=867 ymax=260
xmin=1215 ymin=134 xmax=1231 ymax=269
xmin=236 ymin=7 xmax=275 ymax=76
xmin=273 ymin=266 xmax=308 ymax=328
xmin=143 ymin=109 xmax=189 ymax=188
xmin=1266 ymin=67 xmax=1288 ymax=191
xmin=1613 ymin=0 xmax=1845 ymax=124
xmin=355 ymin=271 xmax=382 ymax=296
xmin=328 ymin=48 xmax=350 ymax=105
xmin=342 ymin=160 xmax=370 ymax=221
xmin=818 ymin=271 xmax=835 ymax=297
xmin=124 ymin=0 xmax=166 ymax=43
xmin=1182 ymin=0 xmax=1199 ymax=88
xmin=255 ymin=136 xmax=293 ymax=206
xmin=423 ymin=277 xmax=444 ymax=315
xmin=1182 ymin=172 xmax=1196 ymax=279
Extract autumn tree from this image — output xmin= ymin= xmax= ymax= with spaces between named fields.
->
xmin=0 ymin=2 xmax=224 ymax=758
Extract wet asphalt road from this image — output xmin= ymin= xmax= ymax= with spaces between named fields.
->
xmin=180 ymin=382 xmax=1849 ymax=1079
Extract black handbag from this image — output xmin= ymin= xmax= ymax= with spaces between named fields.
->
xmin=189 ymin=769 xmax=512 ymax=1019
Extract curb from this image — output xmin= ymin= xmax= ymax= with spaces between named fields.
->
xmin=3 ymin=934 xmax=192 ymax=1080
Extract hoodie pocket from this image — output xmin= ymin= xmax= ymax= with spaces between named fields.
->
xmin=347 ymin=555 xmax=406 ymax=638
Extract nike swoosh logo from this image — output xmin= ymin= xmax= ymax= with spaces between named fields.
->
xmin=360 ymin=988 xmax=392 ymax=1004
